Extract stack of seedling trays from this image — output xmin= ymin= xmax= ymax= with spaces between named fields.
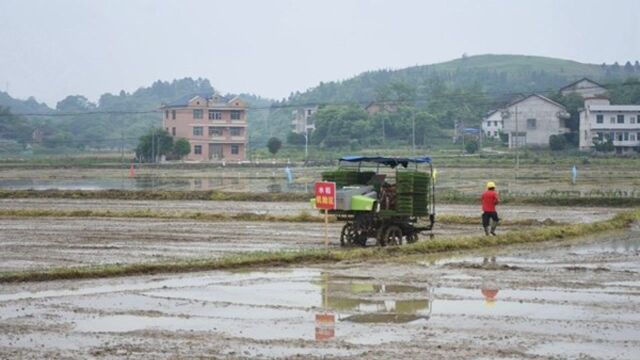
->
xmin=396 ymin=172 xmax=415 ymax=216
xmin=412 ymin=172 xmax=431 ymax=217
xmin=321 ymin=170 xmax=359 ymax=188
xmin=396 ymin=171 xmax=430 ymax=216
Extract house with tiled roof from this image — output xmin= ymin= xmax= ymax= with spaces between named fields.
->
xmin=500 ymin=94 xmax=570 ymax=148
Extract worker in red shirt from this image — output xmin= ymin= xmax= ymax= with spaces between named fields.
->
xmin=481 ymin=181 xmax=500 ymax=236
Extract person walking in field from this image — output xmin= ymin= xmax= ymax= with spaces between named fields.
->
xmin=481 ymin=181 xmax=500 ymax=236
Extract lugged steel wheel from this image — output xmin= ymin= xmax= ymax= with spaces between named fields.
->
xmin=406 ymin=232 xmax=419 ymax=244
xmin=340 ymin=223 xmax=357 ymax=247
xmin=384 ymin=225 xmax=403 ymax=246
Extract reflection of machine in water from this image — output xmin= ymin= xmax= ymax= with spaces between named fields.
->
xmin=317 ymin=273 xmax=433 ymax=323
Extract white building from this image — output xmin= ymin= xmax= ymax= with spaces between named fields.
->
xmin=482 ymin=110 xmax=503 ymax=139
xmin=501 ymin=94 xmax=570 ymax=148
xmin=560 ymin=78 xmax=607 ymax=98
xmin=291 ymin=107 xmax=317 ymax=134
xmin=579 ymin=98 xmax=640 ymax=153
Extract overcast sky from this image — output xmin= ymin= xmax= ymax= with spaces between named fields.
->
xmin=0 ymin=0 xmax=639 ymax=107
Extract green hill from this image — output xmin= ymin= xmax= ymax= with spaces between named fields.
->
xmin=257 ymin=54 xmax=639 ymax=146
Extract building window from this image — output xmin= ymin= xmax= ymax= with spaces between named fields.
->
xmin=194 ymin=145 xmax=202 ymax=155
xmin=526 ymin=118 xmax=536 ymax=129
xmin=171 ymin=110 xmax=176 ymax=120
xmin=610 ymin=117 xmax=615 ymax=124
xmin=209 ymin=127 xmax=223 ymax=136
xmin=596 ymin=132 xmax=603 ymax=141
xmin=230 ymin=127 xmax=242 ymax=136
xmin=165 ymin=110 xmax=169 ymax=119
xmin=171 ymin=127 xmax=176 ymax=136
xmin=596 ymin=114 xmax=603 ymax=124
xmin=631 ymin=133 xmax=636 ymax=141
xmin=617 ymin=114 xmax=625 ymax=124
xmin=231 ymin=110 xmax=242 ymax=120
xmin=494 ymin=121 xmax=498 ymax=127
xmin=617 ymin=132 xmax=623 ymax=141
xmin=193 ymin=109 xmax=203 ymax=119
xmin=231 ymin=144 xmax=239 ymax=155
xmin=209 ymin=110 xmax=222 ymax=120
xmin=631 ymin=116 xmax=637 ymax=124
xmin=193 ymin=126 xmax=203 ymax=136
xmin=624 ymin=132 xmax=629 ymax=141
xmin=493 ymin=131 xmax=497 ymax=137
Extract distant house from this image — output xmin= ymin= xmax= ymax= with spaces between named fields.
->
xmin=579 ymin=97 xmax=640 ymax=154
xmin=481 ymin=110 xmax=503 ymax=139
xmin=560 ymin=78 xmax=607 ymax=98
xmin=364 ymin=101 xmax=397 ymax=115
xmin=31 ymin=128 xmax=44 ymax=143
xmin=291 ymin=106 xmax=317 ymax=134
xmin=501 ymin=94 xmax=570 ymax=148
xmin=161 ymin=93 xmax=248 ymax=161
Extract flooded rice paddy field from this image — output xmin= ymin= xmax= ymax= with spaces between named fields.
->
xmin=0 ymin=201 xmax=616 ymax=272
xmin=1 ymin=164 xmax=639 ymax=195
xmin=1 ymin=231 xmax=639 ymax=359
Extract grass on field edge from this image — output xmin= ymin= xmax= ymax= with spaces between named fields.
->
xmin=0 ymin=208 xmax=558 ymax=226
xmin=1 ymin=209 xmax=638 ymax=283
xmin=1 ymin=189 xmax=639 ymax=207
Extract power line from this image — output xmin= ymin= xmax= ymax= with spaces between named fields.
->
xmin=0 ymin=80 xmax=638 ymax=118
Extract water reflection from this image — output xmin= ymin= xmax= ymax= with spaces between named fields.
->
xmin=315 ymin=272 xmax=433 ymax=327
xmin=480 ymin=257 xmax=500 ymax=308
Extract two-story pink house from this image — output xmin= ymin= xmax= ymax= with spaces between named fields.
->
xmin=161 ymin=94 xmax=248 ymax=161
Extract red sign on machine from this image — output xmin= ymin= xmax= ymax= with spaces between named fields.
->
xmin=314 ymin=181 xmax=336 ymax=210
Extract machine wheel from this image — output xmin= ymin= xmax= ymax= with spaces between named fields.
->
xmin=340 ymin=223 xmax=357 ymax=247
xmin=376 ymin=225 xmax=387 ymax=247
xmin=406 ymin=232 xmax=419 ymax=244
xmin=383 ymin=225 xmax=404 ymax=246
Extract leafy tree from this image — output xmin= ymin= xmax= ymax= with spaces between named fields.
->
xmin=0 ymin=106 xmax=33 ymax=145
xmin=267 ymin=137 xmax=282 ymax=156
xmin=464 ymin=137 xmax=479 ymax=154
xmin=594 ymin=138 xmax=614 ymax=153
xmin=286 ymin=131 xmax=306 ymax=145
xmin=549 ymin=134 xmax=566 ymax=151
xmin=135 ymin=128 xmax=174 ymax=162
xmin=172 ymin=138 xmax=191 ymax=159
xmin=56 ymin=95 xmax=96 ymax=112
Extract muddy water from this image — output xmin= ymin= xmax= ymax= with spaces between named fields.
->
xmin=1 ymin=232 xmax=639 ymax=359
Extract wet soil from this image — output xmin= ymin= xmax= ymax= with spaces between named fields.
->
xmin=0 ymin=216 xmax=488 ymax=272
xmin=1 ymin=232 xmax=639 ymax=359
xmin=0 ymin=200 xmax=617 ymax=272
xmin=0 ymin=198 xmax=617 ymax=222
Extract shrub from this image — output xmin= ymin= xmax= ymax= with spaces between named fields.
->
xmin=549 ymin=134 xmax=566 ymax=151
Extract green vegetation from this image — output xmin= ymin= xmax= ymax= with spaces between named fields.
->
xmin=0 ymin=188 xmax=638 ymax=207
xmin=2 ymin=209 xmax=638 ymax=283
xmin=0 ymin=208 xmax=324 ymax=223
xmin=135 ymin=128 xmax=191 ymax=162
xmin=267 ymin=137 xmax=282 ymax=156
xmin=0 ymin=206 xmax=557 ymax=227
xmin=0 ymin=189 xmax=310 ymax=202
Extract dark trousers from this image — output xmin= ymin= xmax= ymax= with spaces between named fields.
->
xmin=482 ymin=212 xmax=499 ymax=227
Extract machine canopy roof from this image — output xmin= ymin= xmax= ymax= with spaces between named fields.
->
xmin=339 ymin=155 xmax=432 ymax=168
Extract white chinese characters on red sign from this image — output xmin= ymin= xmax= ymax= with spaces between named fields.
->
xmin=315 ymin=181 xmax=336 ymax=210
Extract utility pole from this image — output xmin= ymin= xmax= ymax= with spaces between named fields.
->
xmin=461 ymin=120 xmax=465 ymax=154
xmin=304 ymin=127 xmax=309 ymax=164
xmin=382 ymin=116 xmax=386 ymax=144
xmin=515 ymin=104 xmax=519 ymax=180
xmin=411 ymin=113 xmax=416 ymax=155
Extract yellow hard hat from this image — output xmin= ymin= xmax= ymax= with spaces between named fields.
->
xmin=486 ymin=181 xmax=496 ymax=189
